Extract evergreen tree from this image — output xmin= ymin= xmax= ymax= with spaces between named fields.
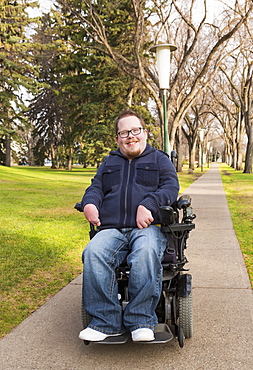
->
xmin=28 ymin=12 xmax=67 ymax=167
xmin=52 ymin=0 xmax=153 ymax=166
xmin=0 ymin=0 xmax=39 ymax=166
xmin=28 ymin=0 xmax=153 ymax=167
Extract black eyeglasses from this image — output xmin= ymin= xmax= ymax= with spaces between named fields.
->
xmin=117 ymin=127 xmax=144 ymax=138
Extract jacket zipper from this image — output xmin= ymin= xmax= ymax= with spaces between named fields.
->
xmin=123 ymin=159 xmax=132 ymax=226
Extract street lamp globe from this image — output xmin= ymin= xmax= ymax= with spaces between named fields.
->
xmin=199 ymin=128 xmax=205 ymax=143
xmin=150 ymin=43 xmax=177 ymax=154
xmin=150 ymin=44 xmax=177 ymax=89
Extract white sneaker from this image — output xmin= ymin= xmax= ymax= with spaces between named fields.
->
xmin=79 ymin=327 xmax=123 ymax=342
xmin=131 ymin=328 xmax=155 ymax=342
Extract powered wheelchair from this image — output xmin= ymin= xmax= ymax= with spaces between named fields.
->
xmin=75 ymin=194 xmax=195 ymax=347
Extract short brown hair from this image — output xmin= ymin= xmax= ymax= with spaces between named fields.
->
xmin=114 ymin=109 xmax=146 ymax=135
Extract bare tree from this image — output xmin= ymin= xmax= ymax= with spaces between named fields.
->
xmin=208 ymin=4 xmax=253 ymax=173
xmin=183 ymin=93 xmax=216 ymax=171
xmin=163 ymin=0 xmax=253 ymax=149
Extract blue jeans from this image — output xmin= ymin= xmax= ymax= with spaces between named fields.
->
xmin=82 ymin=226 xmax=167 ymax=335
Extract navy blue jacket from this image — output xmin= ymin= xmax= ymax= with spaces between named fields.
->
xmin=81 ymin=144 xmax=179 ymax=229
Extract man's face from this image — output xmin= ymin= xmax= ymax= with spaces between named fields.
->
xmin=116 ymin=115 xmax=148 ymax=159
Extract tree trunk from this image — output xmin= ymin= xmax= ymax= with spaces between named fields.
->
xmin=235 ymin=113 xmax=244 ymax=170
xmin=5 ymin=136 xmax=11 ymax=167
xmin=244 ymin=125 xmax=253 ymax=173
xmin=236 ymin=142 xmax=243 ymax=171
xmin=66 ymin=148 xmax=73 ymax=171
xmin=243 ymin=65 xmax=253 ymax=173
xmin=50 ymin=143 xmax=57 ymax=169
xmin=188 ymin=142 xmax=196 ymax=171
xmin=175 ymin=126 xmax=183 ymax=172
xmin=27 ymin=135 xmax=35 ymax=166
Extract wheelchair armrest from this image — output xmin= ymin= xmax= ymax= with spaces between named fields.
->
xmin=74 ymin=203 xmax=97 ymax=239
xmin=159 ymin=206 xmax=175 ymax=225
xmin=177 ymin=195 xmax=191 ymax=210
xmin=161 ymin=223 xmax=195 ymax=233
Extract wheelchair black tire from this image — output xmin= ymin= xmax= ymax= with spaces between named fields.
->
xmin=178 ymin=292 xmax=193 ymax=339
xmin=81 ymin=303 xmax=92 ymax=329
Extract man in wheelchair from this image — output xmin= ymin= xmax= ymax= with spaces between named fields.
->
xmin=78 ymin=109 xmax=180 ymax=343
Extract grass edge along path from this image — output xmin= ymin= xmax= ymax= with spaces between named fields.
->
xmin=0 ymin=165 xmax=203 ymax=339
xmin=219 ymin=163 xmax=253 ymax=289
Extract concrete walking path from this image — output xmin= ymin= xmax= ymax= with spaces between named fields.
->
xmin=1 ymin=163 xmax=253 ymax=370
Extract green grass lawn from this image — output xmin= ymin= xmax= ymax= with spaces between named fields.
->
xmin=0 ymin=164 xmax=209 ymax=339
xmin=219 ymin=163 xmax=253 ymax=288
xmin=0 ymin=166 xmax=95 ymax=338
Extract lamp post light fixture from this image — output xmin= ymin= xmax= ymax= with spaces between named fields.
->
xmin=150 ymin=43 xmax=177 ymax=155
xmin=199 ymin=129 xmax=204 ymax=172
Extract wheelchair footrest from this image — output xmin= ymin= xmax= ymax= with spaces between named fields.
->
xmin=95 ymin=332 xmax=130 ymax=344
xmin=135 ymin=324 xmax=173 ymax=344
xmin=90 ymin=324 xmax=173 ymax=345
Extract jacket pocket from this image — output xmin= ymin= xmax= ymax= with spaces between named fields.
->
xmin=136 ymin=163 xmax=159 ymax=187
xmin=102 ymin=165 xmax=121 ymax=193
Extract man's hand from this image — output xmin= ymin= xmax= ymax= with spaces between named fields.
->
xmin=83 ymin=204 xmax=101 ymax=226
xmin=136 ymin=205 xmax=154 ymax=229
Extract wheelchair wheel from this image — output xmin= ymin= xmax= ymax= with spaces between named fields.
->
xmin=177 ymin=326 xmax=184 ymax=348
xmin=178 ymin=292 xmax=193 ymax=339
xmin=81 ymin=303 xmax=92 ymax=329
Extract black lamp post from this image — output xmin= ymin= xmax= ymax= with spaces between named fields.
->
xmin=199 ymin=129 xmax=204 ymax=172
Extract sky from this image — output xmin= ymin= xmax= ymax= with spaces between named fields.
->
xmin=34 ymin=0 xmax=222 ymax=16
xmin=38 ymin=0 xmax=54 ymax=13
xmin=27 ymin=0 xmax=54 ymax=16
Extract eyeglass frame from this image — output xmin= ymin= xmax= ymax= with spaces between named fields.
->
xmin=117 ymin=127 xmax=145 ymax=138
